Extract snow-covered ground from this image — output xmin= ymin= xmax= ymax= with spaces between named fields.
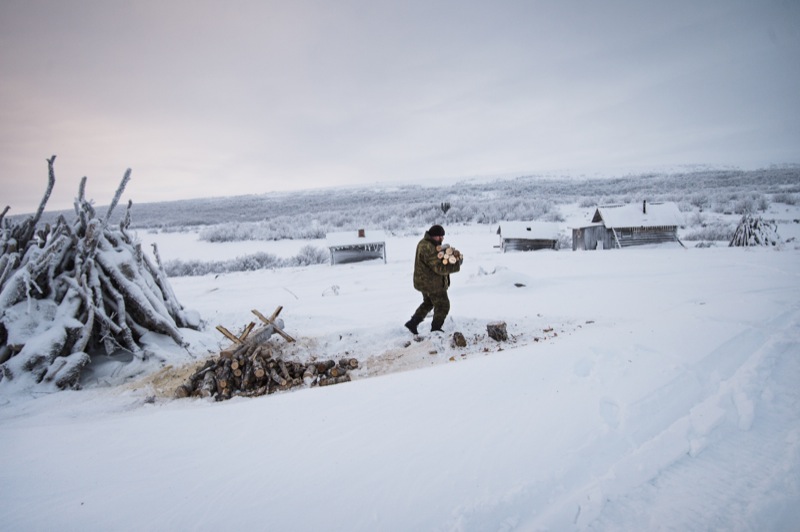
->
xmin=1 ymin=205 xmax=799 ymax=531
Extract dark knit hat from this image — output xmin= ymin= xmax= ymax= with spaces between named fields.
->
xmin=428 ymin=224 xmax=445 ymax=237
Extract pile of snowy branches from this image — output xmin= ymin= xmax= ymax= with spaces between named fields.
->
xmin=729 ymin=213 xmax=781 ymax=247
xmin=0 ymin=156 xmax=199 ymax=390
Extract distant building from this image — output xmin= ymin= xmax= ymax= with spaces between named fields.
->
xmin=572 ymin=201 xmax=684 ymax=250
xmin=326 ymin=228 xmax=387 ymax=265
xmin=497 ymin=221 xmax=561 ymax=252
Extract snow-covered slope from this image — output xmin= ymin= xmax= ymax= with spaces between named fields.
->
xmin=1 ymin=213 xmax=799 ymax=530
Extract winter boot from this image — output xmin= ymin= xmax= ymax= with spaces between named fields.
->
xmin=404 ymin=319 xmax=420 ymax=335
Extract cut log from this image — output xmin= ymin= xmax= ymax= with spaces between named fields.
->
xmin=339 ymin=357 xmax=359 ymax=369
xmin=329 ymin=365 xmax=348 ymax=378
xmin=319 ymin=374 xmax=351 ymax=387
xmin=174 ymin=384 xmax=193 ymax=398
xmin=242 ymin=364 xmax=255 ymax=390
xmin=216 ymin=325 xmax=242 ymax=345
xmin=252 ymin=356 xmax=266 ymax=379
xmin=190 ymin=360 xmax=216 ymax=384
xmin=452 ymin=332 xmax=467 ymax=348
xmin=302 ymin=364 xmax=318 ymax=385
xmin=315 ymin=360 xmax=336 ymax=374
xmin=238 ymin=322 xmax=256 ymax=342
xmin=487 ymin=321 xmax=508 ymax=342
xmin=215 ymin=364 xmax=233 ymax=394
xmin=199 ymin=370 xmax=217 ymax=398
xmin=270 ymin=368 xmax=287 ymax=386
xmin=278 ymin=360 xmax=291 ymax=380
xmin=251 ymin=308 xmax=295 ymax=343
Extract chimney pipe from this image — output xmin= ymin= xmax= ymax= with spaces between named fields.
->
xmin=358 ymin=229 xmax=365 ymax=238
xmin=643 ymin=200 xmax=646 ymax=214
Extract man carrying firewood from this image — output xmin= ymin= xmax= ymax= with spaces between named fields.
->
xmin=405 ymin=224 xmax=463 ymax=334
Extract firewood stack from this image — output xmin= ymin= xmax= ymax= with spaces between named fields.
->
xmin=174 ymin=307 xmax=358 ymax=401
xmin=174 ymin=350 xmax=359 ymax=401
xmin=436 ymin=243 xmax=463 ymax=264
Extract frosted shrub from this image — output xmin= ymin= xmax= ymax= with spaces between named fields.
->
xmin=164 ymin=247 xmax=328 ymax=277
xmin=293 ymin=245 xmax=329 ymax=266
xmin=712 ymin=200 xmax=733 ymax=214
xmin=163 ymin=259 xmax=221 ymax=277
xmin=689 ymin=193 xmax=710 ymax=209
xmin=687 ymin=211 xmax=705 ymax=227
xmin=772 ymin=192 xmax=797 ymax=205
xmin=542 ymin=210 xmax=565 ymax=223
xmin=199 ymin=219 xmax=326 ymax=242
xmin=234 ymin=252 xmax=280 ymax=271
xmin=682 ymin=221 xmax=735 ymax=241
xmin=200 ymin=223 xmax=240 ymax=242
xmin=734 ymin=197 xmax=756 ymax=215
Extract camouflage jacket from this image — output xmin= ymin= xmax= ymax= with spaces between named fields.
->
xmin=413 ymin=231 xmax=462 ymax=293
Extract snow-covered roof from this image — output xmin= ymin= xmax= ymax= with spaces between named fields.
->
xmin=497 ymin=221 xmax=561 ymax=240
xmin=592 ymin=202 xmax=683 ymax=228
xmin=326 ymin=229 xmax=387 ymax=247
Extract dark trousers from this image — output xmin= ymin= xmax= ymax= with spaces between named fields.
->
xmin=410 ymin=291 xmax=450 ymax=330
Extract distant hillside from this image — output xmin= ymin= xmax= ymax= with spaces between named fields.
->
xmin=9 ymin=166 xmax=799 ymax=236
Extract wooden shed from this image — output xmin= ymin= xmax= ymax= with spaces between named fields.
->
xmin=572 ymin=201 xmax=685 ymax=250
xmin=497 ymin=221 xmax=561 ymax=252
xmin=326 ymin=228 xmax=387 ymax=265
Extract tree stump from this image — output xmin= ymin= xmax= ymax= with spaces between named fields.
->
xmin=487 ymin=321 xmax=508 ymax=342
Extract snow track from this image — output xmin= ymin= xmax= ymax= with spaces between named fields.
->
xmin=582 ymin=309 xmax=800 ymax=530
xmin=442 ymin=308 xmax=800 ymax=531
xmin=589 ymin=344 xmax=800 ymax=530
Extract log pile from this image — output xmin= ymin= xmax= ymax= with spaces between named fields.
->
xmin=175 ymin=307 xmax=358 ymax=401
xmin=174 ymin=352 xmax=359 ymax=401
xmin=436 ymin=243 xmax=463 ymax=264
xmin=729 ymin=214 xmax=780 ymax=247
xmin=0 ymin=156 xmax=198 ymax=390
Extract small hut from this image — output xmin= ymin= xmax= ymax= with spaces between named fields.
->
xmin=497 ymin=221 xmax=561 ymax=252
xmin=326 ymin=228 xmax=387 ymax=265
xmin=572 ymin=201 xmax=684 ymax=250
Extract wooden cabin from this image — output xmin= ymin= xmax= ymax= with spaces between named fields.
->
xmin=497 ymin=221 xmax=561 ymax=252
xmin=326 ymin=228 xmax=387 ymax=265
xmin=572 ymin=201 xmax=684 ymax=250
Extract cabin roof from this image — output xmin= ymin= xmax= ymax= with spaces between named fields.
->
xmin=497 ymin=221 xmax=561 ymax=240
xmin=591 ymin=202 xmax=683 ymax=228
xmin=326 ymin=229 xmax=387 ymax=247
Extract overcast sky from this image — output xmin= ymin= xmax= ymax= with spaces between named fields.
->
xmin=1 ymin=0 xmax=798 ymax=214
